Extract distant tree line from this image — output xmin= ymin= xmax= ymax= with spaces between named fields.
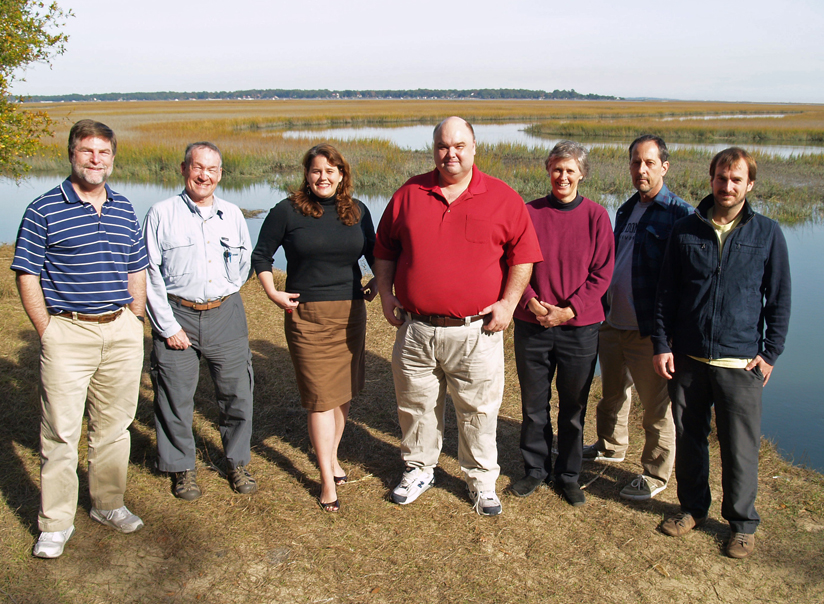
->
xmin=25 ymin=88 xmax=619 ymax=102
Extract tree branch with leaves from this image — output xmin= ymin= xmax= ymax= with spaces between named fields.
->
xmin=1 ymin=0 xmax=71 ymax=179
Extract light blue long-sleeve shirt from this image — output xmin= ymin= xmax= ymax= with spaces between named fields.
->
xmin=143 ymin=192 xmax=251 ymax=338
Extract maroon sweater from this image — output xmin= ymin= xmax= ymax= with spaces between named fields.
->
xmin=515 ymin=194 xmax=615 ymax=327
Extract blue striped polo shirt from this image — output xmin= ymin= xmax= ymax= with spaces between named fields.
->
xmin=11 ymin=178 xmax=149 ymax=314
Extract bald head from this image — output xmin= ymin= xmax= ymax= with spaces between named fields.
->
xmin=433 ymin=116 xmax=476 ymax=143
xmin=433 ymin=116 xmax=477 ymax=185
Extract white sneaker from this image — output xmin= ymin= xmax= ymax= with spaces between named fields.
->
xmin=33 ymin=526 xmax=75 ymax=558
xmin=391 ymin=467 xmax=435 ymax=505
xmin=468 ymin=488 xmax=503 ymax=516
xmin=90 ymin=506 xmax=144 ymax=533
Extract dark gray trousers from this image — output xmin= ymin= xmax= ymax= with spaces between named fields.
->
xmin=669 ymin=353 xmax=763 ymax=534
xmin=151 ymin=293 xmax=254 ymax=473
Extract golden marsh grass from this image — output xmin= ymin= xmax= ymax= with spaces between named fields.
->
xmin=19 ymin=99 xmax=824 ymax=223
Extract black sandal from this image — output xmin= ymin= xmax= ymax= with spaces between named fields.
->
xmin=319 ymin=499 xmax=340 ymax=512
xmin=334 ymin=475 xmax=348 ymax=486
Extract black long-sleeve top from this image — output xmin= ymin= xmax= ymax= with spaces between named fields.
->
xmin=251 ymin=196 xmax=376 ymax=302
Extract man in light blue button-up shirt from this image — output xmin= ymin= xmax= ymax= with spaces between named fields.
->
xmin=143 ymin=142 xmax=257 ymax=500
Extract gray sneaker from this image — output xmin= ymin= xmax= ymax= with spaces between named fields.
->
xmin=391 ymin=467 xmax=435 ymax=505
xmin=90 ymin=506 xmax=144 ymax=533
xmin=582 ymin=443 xmax=625 ymax=463
xmin=620 ymin=474 xmax=666 ymax=500
xmin=468 ymin=487 xmax=503 ymax=516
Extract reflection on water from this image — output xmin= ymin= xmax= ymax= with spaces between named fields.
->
xmin=283 ymin=123 xmax=540 ymax=149
xmin=764 ymin=222 xmax=824 ymax=471
xmin=659 ymin=114 xmax=786 ymax=121
xmin=1 ymin=177 xmax=395 ymax=273
xmin=1 ymin=177 xmax=291 ymax=269
xmin=283 ymin=122 xmax=824 ymax=158
xmin=2 ymin=176 xmax=823 ymax=472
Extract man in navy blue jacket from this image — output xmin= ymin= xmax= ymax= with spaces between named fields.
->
xmin=652 ymin=147 xmax=791 ymax=559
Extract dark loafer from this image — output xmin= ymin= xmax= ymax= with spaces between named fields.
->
xmin=510 ymin=475 xmax=543 ymax=497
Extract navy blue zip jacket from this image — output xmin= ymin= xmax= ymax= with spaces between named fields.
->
xmin=652 ymin=194 xmax=791 ymax=366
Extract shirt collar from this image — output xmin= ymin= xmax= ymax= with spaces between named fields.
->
xmin=696 ymin=193 xmax=755 ymax=223
xmin=547 ymin=192 xmax=584 ymax=211
xmin=59 ymin=177 xmax=114 ymax=205
xmin=625 ymin=183 xmax=675 ymax=211
xmin=650 ymin=183 xmax=675 ymax=208
xmin=420 ymin=165 xmax=488 ymax=198
xmin=180 ymin=190 xmax=224 ymax=218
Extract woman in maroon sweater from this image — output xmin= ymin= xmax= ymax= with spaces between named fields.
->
xmin=511 ymin=141 xmax=615 ymax=506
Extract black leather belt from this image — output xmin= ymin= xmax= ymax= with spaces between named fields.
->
xmin=408 ymin=312 xmax=484 ymax=327
xmin=56 ymin=308 xmax=124 ymax=323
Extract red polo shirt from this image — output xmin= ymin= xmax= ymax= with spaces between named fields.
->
xmin=375 ymin=166 xmax=542 ymax=318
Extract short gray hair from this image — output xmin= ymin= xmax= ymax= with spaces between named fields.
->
xmin=183 ymin=141 xmax=223 ymax=167
xmin=545 ymin=140 xmax=589 ymax=177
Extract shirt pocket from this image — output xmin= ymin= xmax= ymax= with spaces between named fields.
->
xmin=465 ymin=216 xmax=493 ymax=244
xmin=220 ymin=237 xmax=246 ymax=283
xmin=679 ymin=236 xmax=716 ymax=279
xmin=159 ymin=236 xmax=196 ymax=278
xmin=731 ymin=240 xmax=768 ymax=263
xmin=644 ymin=224 xmax=672 ymax=263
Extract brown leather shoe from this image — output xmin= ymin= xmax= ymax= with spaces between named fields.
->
xmin=661 ymin=512 xmax=706 ymax=536
xmin=726 ymin=532 xmax=755 ymax=558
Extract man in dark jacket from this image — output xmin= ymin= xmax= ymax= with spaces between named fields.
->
xmin=652 ymin=147 xmax=791 ymax=559
xmin=584 ymin=135 xmax=693 ymax=502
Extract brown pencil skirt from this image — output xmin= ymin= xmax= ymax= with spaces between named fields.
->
xmin=284 ymin=299 xmax=367 ymax=411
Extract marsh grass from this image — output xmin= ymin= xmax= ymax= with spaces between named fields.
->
xmin=16 ymin=100 xmax=824 ymax=223
xmin=0 ymin=258 xmax=822 ymax=603
xmin=525 ymin=115 xmax=824 ymax=144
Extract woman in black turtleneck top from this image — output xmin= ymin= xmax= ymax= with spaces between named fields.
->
xmin=252 ymin=144 xmax=376 ymax=512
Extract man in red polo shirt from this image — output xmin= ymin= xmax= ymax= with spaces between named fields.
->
xmin=374 ymin=116 xmax=542 ymax=516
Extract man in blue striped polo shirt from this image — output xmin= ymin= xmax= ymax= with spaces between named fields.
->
xmin=12 ymin=120 xmax=149 ymax=559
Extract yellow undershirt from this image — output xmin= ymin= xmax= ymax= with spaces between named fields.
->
xmin=688 ymin=210 xmax=751 ymax=369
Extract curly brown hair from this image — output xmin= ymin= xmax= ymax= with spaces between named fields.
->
xmin=290 ymin=143 xmax=360 ymax=226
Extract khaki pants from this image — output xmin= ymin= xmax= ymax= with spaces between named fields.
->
xmin=392 ymin=317 xmax=504 ymax=492
xmin=38 ymin=308 xmax=144 ymax=531
xmin=595 ymin=322 xmax=675 ymax=484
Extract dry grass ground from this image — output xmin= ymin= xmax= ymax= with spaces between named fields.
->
xmin=0 ymin=253 xmax=822 ymax=603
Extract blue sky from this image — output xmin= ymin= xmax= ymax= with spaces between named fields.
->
xmin=11 ymin=0 xmax=824 ymax=103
